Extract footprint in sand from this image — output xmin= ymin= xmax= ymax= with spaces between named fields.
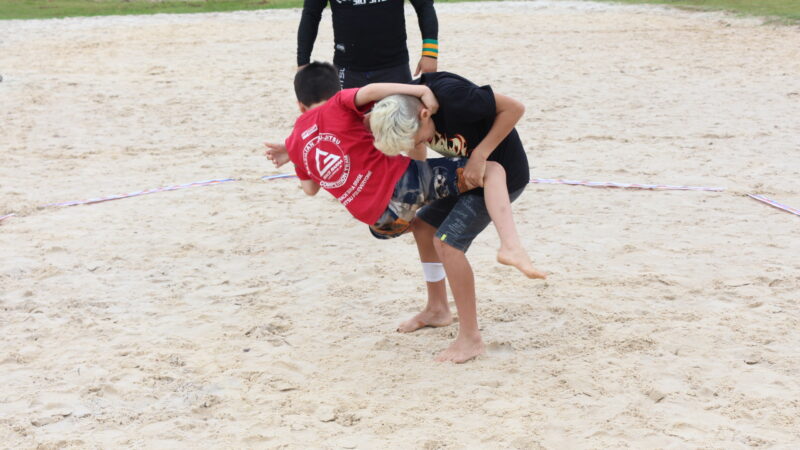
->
xmin=486 ymin=341 xmax=515 ymax=356
xmin=267 ymin=360 xmax=306 ymax=392
xmin=244 ymin=315 xmax=293 ymax=346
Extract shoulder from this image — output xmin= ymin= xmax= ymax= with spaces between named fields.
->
xmin=420 ymin=72 xmax=479 ymax=90
xmin=327 ymin=88 xmax=358 ymax=111
xmin=340 ymin=87 xmax=358 ymax=104
xmin=287 ymin=117 xmax=310 ymax=152
xmin=289 ymin=105 xmax=325 ymax=138
xmin=423 ymin=72 xmax=494 ymax=106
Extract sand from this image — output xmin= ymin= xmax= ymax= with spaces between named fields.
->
xmin=1 ymin=1 xmax=799 ymax=447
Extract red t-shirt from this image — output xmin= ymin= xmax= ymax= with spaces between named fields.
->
xmin=285 ymin=89 xmax=411 ymax=224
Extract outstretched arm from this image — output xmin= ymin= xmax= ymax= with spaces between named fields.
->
xmin=462 ymin=93 xmax=525 ymax=189
xmin=297 ymin=0 xmax=328 ymax=68
xmin=409 ymin=0 xmax=439 ymax=76
xmin=264 ymin=141 xmax=291 ymax=168
xmin=264 ymin=140 xmax=319 ymax=195
xmin=355 ymin=83 xmax=438 ymax=113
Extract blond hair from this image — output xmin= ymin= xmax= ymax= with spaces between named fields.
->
xmin=369 ymin=94 xmax=422 ymax=156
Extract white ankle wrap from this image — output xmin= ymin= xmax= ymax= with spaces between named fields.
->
xmin=422 ymin=262 xmax=446 ymax=282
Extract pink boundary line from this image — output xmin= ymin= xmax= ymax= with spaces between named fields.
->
xmin=262 ymin=174 xmax=726 ymax=192
xmin=748 ymin=194 xmax=800 ymax=217
xmin=261 ymin=174 xmax=298 ymax=180
xmin=41 ymin=178 xmax=237 ymax=208
xmin=529 ymin=178 xmax=725 ymax=192
xmin=0 ymin=213 xmax=15 ymax=223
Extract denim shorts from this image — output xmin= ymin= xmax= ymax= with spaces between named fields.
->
xmin=416 ymin=186 xmax=526 ymax=253
xmin=370 ymin=158 xmax=467 ymax=239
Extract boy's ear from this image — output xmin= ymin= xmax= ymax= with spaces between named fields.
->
xmin=363 ymin=112 xmax=372 ymax=132
xmin=298 ymin=101 xmax=308 ymax=113
xmin=419 ymin=107 xmax=431 ymax=120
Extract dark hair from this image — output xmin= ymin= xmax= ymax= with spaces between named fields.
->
xmin=294 ymin=62 xmax=341 ymax=106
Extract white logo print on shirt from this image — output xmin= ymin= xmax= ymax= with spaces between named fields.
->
xmin=302 ymin=133 xmax=351 ymax=189
xmin=315 ymin=149 xmax=342 ymax=179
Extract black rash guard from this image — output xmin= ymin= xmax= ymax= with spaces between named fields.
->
xmin=297 ymin=0 xmax=438 ymax=72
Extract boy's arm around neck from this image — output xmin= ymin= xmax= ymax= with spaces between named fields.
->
xmin=355 ymin=83 xmax=438 ymax=113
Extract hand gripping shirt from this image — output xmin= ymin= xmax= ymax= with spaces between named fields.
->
xmin=285 ymin=88 xmax=411 ymax=225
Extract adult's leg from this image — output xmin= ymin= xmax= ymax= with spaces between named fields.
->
xmin=339 ymin=63 xmax=412 ymax=89
xmin=338 ymin=66 xmax=369 ymax=89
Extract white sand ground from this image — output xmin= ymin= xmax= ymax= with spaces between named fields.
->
xmin=1 ymin=1 xmax=799 ymax=447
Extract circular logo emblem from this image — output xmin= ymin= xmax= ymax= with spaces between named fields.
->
xmin=303 ymin=133 xmax=350 ymax=189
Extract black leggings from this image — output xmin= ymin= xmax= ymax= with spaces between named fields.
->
xmin=337 ymin=63 xmax=412 ymax=89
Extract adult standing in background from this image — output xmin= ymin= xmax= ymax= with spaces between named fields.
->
xmin=297 ymin=0 xmax=439 ymax=88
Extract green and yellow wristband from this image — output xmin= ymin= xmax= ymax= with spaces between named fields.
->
xmin=422 ymin=39 xmax=439 ymax=59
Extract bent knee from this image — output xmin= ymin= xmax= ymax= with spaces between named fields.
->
xmin=433 ymin=236 xmax=465 ymax=256
xmin=485 ymin=160 xmax=502 ymax=170
xmin=412 ymin=219 xmax=436 ymax=239
xmin=484 ymin=161 xmax=506 ymax=179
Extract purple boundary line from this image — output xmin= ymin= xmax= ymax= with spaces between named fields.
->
xmin=263 ymin=174 xmax=725 ymax=192
xmin=530 ymin=178 xmax=725 ymax=192
xmin=748 ymin=194 xmax=800 ymax=217
xmin=261 ymin=174 xmax=297 ymax=180
xmin=41 ymin=178 xmax=237 ymax=208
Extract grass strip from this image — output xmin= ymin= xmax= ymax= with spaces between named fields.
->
xmin=1 ymin=0 xmax=798 ymax=23
xmin=592 ymin=0 xmax=799 ymax=23
xmin=0 ymin=0 xmax=302 ymax=20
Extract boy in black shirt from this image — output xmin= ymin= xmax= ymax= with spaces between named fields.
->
xmin=369 ymin=72 xmax=541 ymax=363
xmin=265 ymin=69 xmax=544 ymax=363
xmin=296 ymin=0 xmax=439 ymax=88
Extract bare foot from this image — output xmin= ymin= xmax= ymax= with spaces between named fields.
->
xmin=497 ymin=247 xmax=547 ymax=279
xmin=397 ymin=308 xmax=453 ymax=333
xmin=435 ymin=335 xmax=485 ymax=363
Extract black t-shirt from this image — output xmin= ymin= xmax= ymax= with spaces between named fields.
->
xmin=297 ymin=0 xmax=438 ymax=71
xmin=414 ymin=72 xmax=530 ymax=193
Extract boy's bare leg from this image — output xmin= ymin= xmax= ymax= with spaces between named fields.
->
xmin=433 ymin=239 xmax=485 ymax=363
xmin=483 ymin=162 xmax=547 ymax=279
xmin=397 ymin=220 xmax=453 ymax=333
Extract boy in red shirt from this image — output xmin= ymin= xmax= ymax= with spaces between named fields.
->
xmin=266 ymin=62 xmax=544 ymax=277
